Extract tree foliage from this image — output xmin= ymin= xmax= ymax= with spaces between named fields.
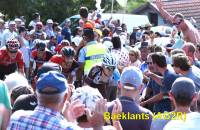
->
xmin=0 ymin=0 xmax=147 ymax=25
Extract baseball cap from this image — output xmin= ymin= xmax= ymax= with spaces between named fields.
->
xmin=120 ymin=66 xmax=143 ymax=90
xmin=14 ymin=18 xmax=22 ymax=22
xmin=37 ymin=62 xmax=62 ymax=77
xmin=116 ymin=27 xmax=122 ymax=31
xmin=47 ymin=19 xmax=53 ymax=24
xmin=171 ymin=77 xmax=196 ymax=98
xmin=166 ymin=43 xmax=173 ymax=50
xmin=9 ymin=21 xmax=16 ymax=25
xmin=144 ymin=23 xmax=152 ymax=28
xmin=36 ymin=71 xmax=68 ymax=94
xmin=0 ymin=18 xmax=4 ymax=24
xmin=140 ymin=41 xmax=149 ymax=49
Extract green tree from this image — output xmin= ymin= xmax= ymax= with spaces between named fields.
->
xmin=0 ymin=0 xmax=147 ymax=25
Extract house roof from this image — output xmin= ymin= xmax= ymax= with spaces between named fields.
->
xmin=133 ymin=0 xmax=200 ymax=29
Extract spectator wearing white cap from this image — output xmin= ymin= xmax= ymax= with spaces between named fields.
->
xmin=1 ymin=21 xmax=17 ymax=47
xmin=45 ymin=19 xmax=55 ymax=39
xmin=14 ymin=18 xmax=22 ymax=30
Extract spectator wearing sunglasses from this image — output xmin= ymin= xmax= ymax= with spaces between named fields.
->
xmin=129 ymin=48 xmax=141 ymax=68
xmin=155 ymin=0 xmax=200 ymax=44
xmin=85 ymin=53 xmax=120 ymax=101
xmin=0 ymin=38 xmax=24 ymax=80
xmin=140 ymin=53 xmax=170 ymax=113
xmin=142 ymin=52 xmax=179 ymax=112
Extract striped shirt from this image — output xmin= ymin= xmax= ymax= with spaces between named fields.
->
xmin=8 ymin=105 xmax=81 ymax=130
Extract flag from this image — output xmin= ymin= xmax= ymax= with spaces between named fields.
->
xmin=116 ymin=0 xmax=128 ymax=8
xmin=95 ymin=0 xmax=102 ymax=11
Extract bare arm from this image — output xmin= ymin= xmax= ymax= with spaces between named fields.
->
xmin=144 ymin=71 xmax=163 ymax=86
xmin=140 ymin=93 xmax=163 ymax=106
xmin=0 ymin=105 xmax=11 ymax=130
xmin=155 ymin=0 xmax=174 ymax=23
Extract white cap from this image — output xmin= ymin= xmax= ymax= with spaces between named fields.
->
xmin=72 ymin=37 xmax=82 ymax=46
xmin=47 ymin=19 xmax=53 ymax=24
xmin=0 ymin=18 xmax=4 ymax=23
xmin=9 ymin=21 xmax=16 ymax=25
xmin=14 ymin=18 xmax=22 ymax=22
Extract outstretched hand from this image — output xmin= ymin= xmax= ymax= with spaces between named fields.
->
xmin=86 ymin=99 xmax=107 ymax=128
xmin=112 ymin=99 xmax=123 ymax=130
xmin=62 ymin=100 xmax=85 ymax=122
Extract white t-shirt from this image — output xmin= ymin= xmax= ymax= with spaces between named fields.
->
xmin=164 ymin=112 xmax=200 ymax=130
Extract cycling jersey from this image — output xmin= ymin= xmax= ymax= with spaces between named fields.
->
xmin=50 ymin=55 xmax=79 ymax=83
xmin=85 ymin=65 xmax=117 ymax=101
xmin=55 ymin=44 xmax=66 ymax=54
xmin=0 ymin=47 xmax=24 ymax=69
xmin=31 ymin=49 xmax=53 ymax=76
xmin=0 ymin=47 xmax=24 ymax=79
xmin=31 ymin=49 xmax=53 ymax=68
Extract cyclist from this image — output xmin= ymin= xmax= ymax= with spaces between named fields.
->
xmin=30 ymin=40 xmax=53 ymax=77
xmin=50 ymin=46 xmax=79 ymax=84
xmin=0 ymin=38 xmax=24 ymax=80
xmin=85 ymin=53 xmax=120 ymax=101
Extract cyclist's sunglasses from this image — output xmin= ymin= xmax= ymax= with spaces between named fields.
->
xmin=105 ymin=66 xmax=115 ymax=71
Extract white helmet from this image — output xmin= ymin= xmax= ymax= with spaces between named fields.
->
xmin=70 ymin=86 xmax=103 ymax=111
xmin=102 ymin=53 xmax=117 ymax=67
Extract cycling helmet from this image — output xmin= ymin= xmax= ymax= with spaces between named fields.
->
xmin=102 ymin=53 xmax=117 ymax=67
xmin=70 ymin=85 xmax=103 ymax=111
xmin=61 ymin=46 xmax=76 ymax=57
xmin=6 ymin=38 xmax=20 ymax=50
xmin=33 ymin=39 xmax=41 ymax=47
xmin=36 ymin=40 xmax=46 ymax=51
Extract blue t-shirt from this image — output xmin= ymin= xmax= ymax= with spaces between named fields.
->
xmin=61 ymin=27 xmax=71 ymax=43
xmin=161 ymin=69 xmax=179 ymax=111
xmin=147 ymin=78 xmax=171 ymax=113
xmin=140 ymin=62 xmax=148 ymax=73
xmin=162 ymin=69 xmax=179 ymax=93
xmin=185 ymin=66 xmax=200 ymax=91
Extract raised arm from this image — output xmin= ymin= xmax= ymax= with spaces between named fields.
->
xmin=155 ymin=0 xmax=174 ymax=24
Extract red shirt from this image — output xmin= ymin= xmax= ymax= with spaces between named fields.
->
xmin=55 ymin=44 xmax=66 ymax=54
xmin=0 ymin=48 xmax=24 ymax=69
xmin=50 ymin=55 xmax=63 ymax=64
xmin=50 ymin=55 xmax=79 ymax=73
xmin=31 ymin=49 xmax=53 ymax=68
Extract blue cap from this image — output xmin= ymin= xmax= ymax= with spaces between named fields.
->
xmin=120 ymin=66 xmax=143 ymax=90
xmin=36 ymin=71 xmax=68 ymax=94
